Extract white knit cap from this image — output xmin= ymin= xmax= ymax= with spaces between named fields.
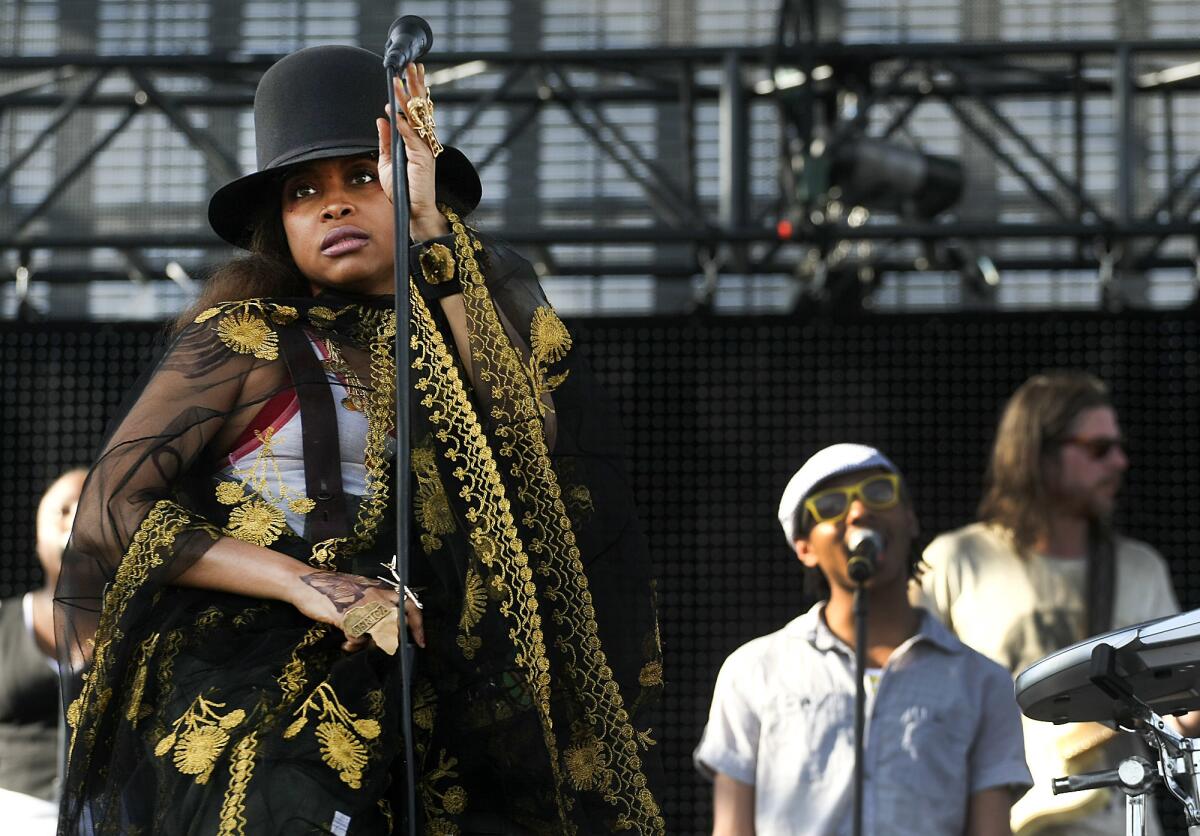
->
xmin=777 ymin=443 xmax=899 ymax=543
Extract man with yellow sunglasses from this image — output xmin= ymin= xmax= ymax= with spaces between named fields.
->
xmin=695 ymin=443 xmax=1030 ymax=836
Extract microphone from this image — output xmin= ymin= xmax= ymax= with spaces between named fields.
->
xmin=383 ymin=15 xmax=433 ymax=70
xmin=845 ymin=528 xmax=884 ymax=583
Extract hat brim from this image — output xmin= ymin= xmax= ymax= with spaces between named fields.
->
xmin=208 ymin=144 xmax=482 ymax=249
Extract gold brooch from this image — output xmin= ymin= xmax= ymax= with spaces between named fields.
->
xmin=419 ymin=242 xmax=456 ymax=285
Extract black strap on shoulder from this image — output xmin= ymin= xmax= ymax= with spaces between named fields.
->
xmin=1086 ymin=522 xmax=1116 ymax=636
xmin=278 ymin=326 xmax=349 ymax=543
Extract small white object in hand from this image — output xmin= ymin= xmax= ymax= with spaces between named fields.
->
xmin=380 ymin=555 xmax=424 ymax=609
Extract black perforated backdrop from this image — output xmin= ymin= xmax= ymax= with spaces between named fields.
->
xmin=4 ymin=312 xmax=1200 ymax=832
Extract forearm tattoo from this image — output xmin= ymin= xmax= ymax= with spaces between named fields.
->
xmin=300 ymin=571 xmax=387 ymax=613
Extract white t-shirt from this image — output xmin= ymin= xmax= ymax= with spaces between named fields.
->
xmin=919 ymin=522 xmax=1180 ymax=835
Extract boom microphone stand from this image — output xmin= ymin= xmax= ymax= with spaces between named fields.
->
xmin=384 ymin=14 xmax=434 ymax=836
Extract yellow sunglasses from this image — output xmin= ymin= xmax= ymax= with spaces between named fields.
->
xmin=803 ymin=473 xmax=902 ymax=527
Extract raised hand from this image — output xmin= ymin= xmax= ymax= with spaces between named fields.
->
xmin=375 ymin=62 xmax=449 ymax=242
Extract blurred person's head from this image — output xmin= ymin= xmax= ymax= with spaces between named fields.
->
xmin=36 ymin=468 xmax=87 ymax=588
xmin=979 ymin=372 xmax=1125 ymax=554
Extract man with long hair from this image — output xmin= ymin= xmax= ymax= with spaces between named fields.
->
xmin=920 ymin=371 xmax=1194 ymax=834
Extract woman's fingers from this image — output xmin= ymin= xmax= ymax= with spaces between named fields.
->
xmin=405 ymin=598 xmax=426 ymax=648
xmin=341 ymin=634 xmax=372 ymax=652
xmin=406 ymin=62 xmax=423 ymax=99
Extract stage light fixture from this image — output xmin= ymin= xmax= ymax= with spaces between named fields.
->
xmin=828 ymin=137 xmax=965 ymax=219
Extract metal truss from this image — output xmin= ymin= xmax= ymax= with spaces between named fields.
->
xmin=4 ymin=38 xmax=1200 ymax=302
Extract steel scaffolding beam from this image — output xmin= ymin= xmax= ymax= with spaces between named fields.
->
xmin=2 ymin=40 xmax=1200 ymax=296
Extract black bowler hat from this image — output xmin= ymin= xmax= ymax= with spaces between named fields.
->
xmin=208 ymin=44 xmax=482 ymax=249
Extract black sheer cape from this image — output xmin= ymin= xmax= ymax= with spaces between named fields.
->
xmin=56 ymin=214 xmax=665 ymax=835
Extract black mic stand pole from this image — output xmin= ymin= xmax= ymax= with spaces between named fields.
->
xmin=849 ymin=559 xmax=873 ymax=836
xmin=385 ymin=61 xmax=419 ymax=836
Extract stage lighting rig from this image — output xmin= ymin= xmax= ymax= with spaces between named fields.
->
xmin=784 ymin=134 xmax=965 ymax=231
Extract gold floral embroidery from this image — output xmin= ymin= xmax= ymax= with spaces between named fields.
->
xmin=283 ymin=681 xmax=380 ymax=788
xmin=563 ymin=482 xmax=595 ymax=529
xmin=442 ymin=785 xmax=468 ymax=815
xmin=217 ymin=732 xmax=258 ymax=836
xmin=530 ymin=306 xmax=571 ymax=363
xmin=316 ymin=722 xmax=368 ymax=782
xmin=219 ymin=426 xmax=311 ymax=548
xmin=288 ymin=496 xmax=317 ymax=515
xmin=196 ymin=300 xmax=296 ymax=329
xmin=564 ymin=738 xmax=600 ymax=790
xmin=276 ymin=624 xmax=328 ymax=706
xmin=215 ymin=481 xmax=246 ymax=505
xmin=460 ymin=568 xmax=486 ymax=630
xmin=420 ymin=750 xmax=468 ymax=825
xmin=419 ymin=242 xmax=456 ymax=285
xmin=525 ymin=306 xmax=572 ymax=412
xmin=456 ymin=567 xmax=486 ymax=659
xmin=307 ymin=305 xmax=341 ymax=328
xmin=226 ymin=497 xmax=286 ymax=547
xmin=412 ymin=680 xmax=437 ymax=732
xmin=413 ymin=443 xmax=455 ymax=554
xmin=155 ymin=694 xmax=247 ymax=785
xmin=216 ymin=312 xmax=278 ymax=360
xmin=442 ymin=207 xmax=662 ymax=833
xmin=125 ymin=632 xmax=160 ymax=723
xmin=638 ymin=661 xmax=663 ymax=688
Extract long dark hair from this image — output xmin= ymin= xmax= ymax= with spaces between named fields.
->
xmin=171 ymin=198 xmax=308 ymax=335
xmin=978 ymin=371 xmax=1113 ymax=555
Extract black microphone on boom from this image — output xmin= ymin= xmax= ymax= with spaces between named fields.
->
xmin=845 ymin=528 xmax=884 ymax=583
xmin=383 ymin=15 xmax=433 ymax=70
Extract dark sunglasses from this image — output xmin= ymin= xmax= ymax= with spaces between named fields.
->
xmin=1060 ymin=435 xmax=1125 ymax=461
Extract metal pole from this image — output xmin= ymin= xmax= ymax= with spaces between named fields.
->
xmin=385 ymin=61 xmax=419 ymax=836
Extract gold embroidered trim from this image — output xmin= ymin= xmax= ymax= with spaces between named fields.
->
xmin=283 ymin=681 xmax=381 ymax=789
xmin=154 ymin=693 xmax=247 ymax=785
xmin=419 ymin=242 xmax=457 ymax=285
xmin=321 ymin=337 xmax=367 ymax=412
xmin=409 ymin=277 xmax=568 ymax=821
xmin=276 ymin=623 xmax=329 ymax=706
xmin=443 ymin=208 xmax=663 ymax=834
xmin=217 ymin=732 xmax=258 ymax=836
xmin=302 ymin=306 xmax=397 ymax=570
xmin=67 ymin=501 xmax=205 ymax=762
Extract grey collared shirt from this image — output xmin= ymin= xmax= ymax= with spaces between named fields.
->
xmin=695 ymin=603 xmax=1032 ymax=836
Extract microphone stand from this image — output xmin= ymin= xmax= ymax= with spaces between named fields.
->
xmin=385 ymin=61 xmax=419 ymax=836
xmin=848 ymin=559 xmax=873 ymax=836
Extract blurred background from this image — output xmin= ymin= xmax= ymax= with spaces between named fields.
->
xmin=5 ymin=0 xmax=1200 ymax=832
